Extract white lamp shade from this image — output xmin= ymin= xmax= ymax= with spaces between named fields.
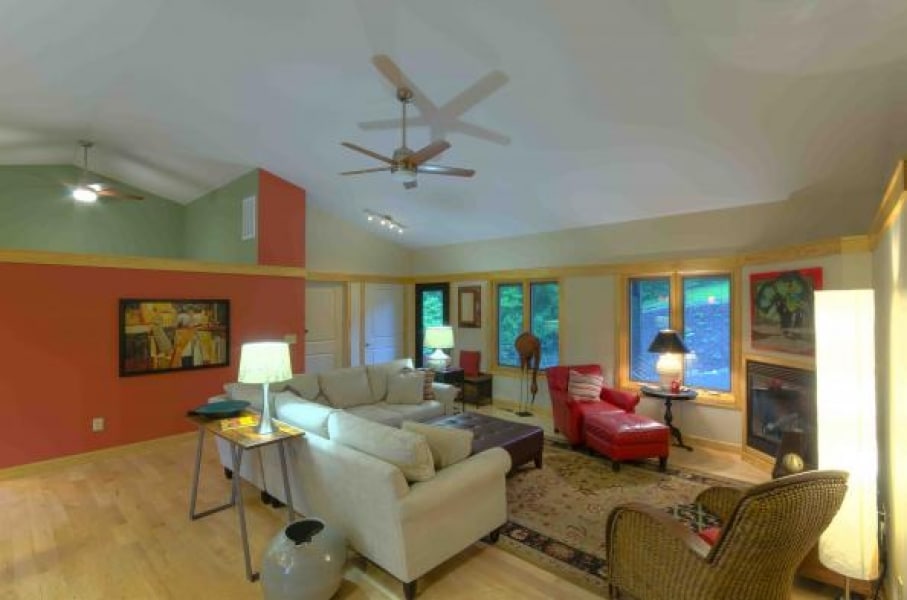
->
xmin=815 ymin=290 xmax=879 ymax=580
xmin=238 ymin=341 xmax=292 ymax=384
xmin=423 ymin=326 xmax=454 ymax=349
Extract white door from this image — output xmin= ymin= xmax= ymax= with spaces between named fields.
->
xmin=364 ymin=283 xmax=404 ymax=364
xmin=305 ymin=281 xmax=345 ymax=373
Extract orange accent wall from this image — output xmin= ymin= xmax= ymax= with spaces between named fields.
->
xmin=258 ymin=169 xmax=305 ymax=267
xmin=0 ymin=263 xmax=304 ymax=469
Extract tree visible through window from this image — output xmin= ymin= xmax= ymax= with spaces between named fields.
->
xmin=497 ymin=280 xmax=560 ymax=368
xmin=421 ymin=289 xmax=445 ymax=359
xmin=497 ymin=283 xmax=523 ymax=367
xmin=629 ymin=277 xmax=670 ymax=383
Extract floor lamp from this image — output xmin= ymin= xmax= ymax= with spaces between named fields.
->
xmin=814 ymin=290 xmax=879 ymax=597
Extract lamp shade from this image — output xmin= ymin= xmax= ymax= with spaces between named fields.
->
xmin=647 ymin=330 xmax=690 ymax=354
xmin=423 ymin=326 xmax=454 ymax=349
xmin=238 ymin=341 xmax=292 ymax=384
xmin=815 ymin=290 xmax=879 ymax=581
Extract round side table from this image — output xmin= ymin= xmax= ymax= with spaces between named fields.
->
xmin=640 ymin=385 xmax=698 ymax=451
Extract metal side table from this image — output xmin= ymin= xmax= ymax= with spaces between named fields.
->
xmin=188 ymin=411 xmax=303 ymax=581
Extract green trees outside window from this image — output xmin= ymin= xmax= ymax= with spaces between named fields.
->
xmin=497 ymin=280 xmax=559 ymax=368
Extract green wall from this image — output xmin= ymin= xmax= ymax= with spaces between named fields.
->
xmin=0 ymin=165 xmax=186 ymax=258
xmin=184 ymin=170 xmax=258 ymax=264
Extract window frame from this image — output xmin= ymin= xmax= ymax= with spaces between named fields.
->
xmin=492 ymin=278 xmax=562 ymax=372
xmin=619 ymin=270 xmax=737 ymax=406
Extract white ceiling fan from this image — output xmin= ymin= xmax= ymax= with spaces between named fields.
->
xmin=340 ymin=87 xmax=475 ymax=190
xmin=70 ymin=140 xmax=144 ymax=203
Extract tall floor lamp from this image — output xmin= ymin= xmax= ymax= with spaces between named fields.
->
xmin=815 ymin=290 xmax=879 ymax=597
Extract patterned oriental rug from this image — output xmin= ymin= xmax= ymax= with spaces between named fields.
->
xmin=500 ymin=439 xmax=746 ymax=594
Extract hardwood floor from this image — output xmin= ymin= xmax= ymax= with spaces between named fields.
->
xmin=0 ymin=407 xmax=849 ymax=599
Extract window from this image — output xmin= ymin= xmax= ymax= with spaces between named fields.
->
xmin=625 ymin=272 xmax=732 ymax=394
xmin=496 ymin=280 xmax=560 ymax=369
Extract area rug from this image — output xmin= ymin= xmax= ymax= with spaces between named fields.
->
xmin=500 ymin=439 xmax=747 ymax=594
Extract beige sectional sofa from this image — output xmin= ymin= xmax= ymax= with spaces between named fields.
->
xmin=218 ymin=358 xmax=458 ymax=426
xmin=213 ymin=359 xmax=510 ymax=599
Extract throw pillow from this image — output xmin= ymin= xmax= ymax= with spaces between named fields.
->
xmin=568 ymin=369 xmax=603 ymax=401
xmin=318 ymin=367 xmax=373 ymax=409
xmin=386 ymin=371 xmax=425 ymax=405
xmin=327 ymin=411 xmax=435 ymax=482
xmin=365 ymin=358 xmax=414 ymax=401
xmin=402 ymin=367 xmax=435 ymax=401
xmin=285 ymin=372 xmax=322 ymax=402
xmin=402 ymin=421 xmax=474 ymax=469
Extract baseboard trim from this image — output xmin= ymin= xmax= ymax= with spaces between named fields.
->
xmin=684 ymin=434 xmax=741 ymax=454
xmin=0 ymin=432 xmax=195 ymax=480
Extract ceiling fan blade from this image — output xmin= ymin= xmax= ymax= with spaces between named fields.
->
xmin=339 ymin=167 xmax=392 ymax=176
xmin=418 ymin=164 xmax=475 ymax=177
xmin=97 ymin=188 xmax=144 ymax=200
xmin=403 ymin=180 xmax=418 ymax=190
xmin=341 ymin=142 xmax=395 ymax=165
xmin=409 ymin=140 xmax=450 ymax=166
xmin=440 ymin=70 xmax=509 ymax=118
xmin=370 ymin=55 xmax=438 ymax=116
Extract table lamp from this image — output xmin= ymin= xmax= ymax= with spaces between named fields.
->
xmin=238 ymin=341 xmax=292 ymax=435
xmin=647 ymin=329 xmax=690 ymax=389
xmin=423 ymin=326 xmax=454 ymax=371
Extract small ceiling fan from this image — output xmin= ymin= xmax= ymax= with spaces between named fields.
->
xmin=70 ymin=140 xmax=144 ymax=203
xmin=340 ymin=87 xmax=475 ymax=190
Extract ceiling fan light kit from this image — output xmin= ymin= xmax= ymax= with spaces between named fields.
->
xmin=72 ymin=186 xmax=98 ymax=203
xmin=69 ymin=140 xmax=144 ymax=203
xmin=340 ymin=86 xmax=475 ymax=190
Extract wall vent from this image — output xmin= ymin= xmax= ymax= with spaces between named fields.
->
xmin=241 ymin=195 xmax=257 ymax=240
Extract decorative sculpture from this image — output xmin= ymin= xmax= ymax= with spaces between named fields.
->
xmin=514 ymin=332 xmax=541 ymax=416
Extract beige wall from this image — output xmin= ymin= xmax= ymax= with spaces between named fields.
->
xmin=872 ymin=209 xmax=907 ymax=596
xmin=306 ymin=204 xmax=412 ymax=275
xmin=412 ymin=192 xmax=876 ymax=275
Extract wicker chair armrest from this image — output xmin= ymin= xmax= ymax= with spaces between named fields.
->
xmin=695 ymin=486 xmax=745 ymax=523
xmin=608 ymin=502 xmax=712 ymax=558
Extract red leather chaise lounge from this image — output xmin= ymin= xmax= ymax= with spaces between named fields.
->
xmin=546 ymin=364 xmax=639 ymax=446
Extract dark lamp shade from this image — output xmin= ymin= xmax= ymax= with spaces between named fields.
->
xmin=648 ymin=330 xmax=690 ymax=354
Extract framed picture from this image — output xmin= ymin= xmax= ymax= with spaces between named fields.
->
xmin=745 ymin=359 xmax=816 ymax=469
xmin=749 ymin=267 xmax=823 ymax=355
xmin=119 ymin=299 xmax=230 ymax=376
xmin=458 ymin=285 xmax=481 ymax=328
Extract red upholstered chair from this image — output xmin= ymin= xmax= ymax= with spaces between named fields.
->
xmin=459 ymin=350 xmax=493 ymax=406
xmin=545 ymin=364 xmax=639 ymax=446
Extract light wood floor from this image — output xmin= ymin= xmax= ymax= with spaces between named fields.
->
xmin=0 ymin=406 xmax=846 ymax=599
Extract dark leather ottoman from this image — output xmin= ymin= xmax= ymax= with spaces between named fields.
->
xmin=427 ymin=412 xmax=543 ymax=472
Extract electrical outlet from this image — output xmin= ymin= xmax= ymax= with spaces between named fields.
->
xmin=91 ymin=417 xmax=105 ymax=432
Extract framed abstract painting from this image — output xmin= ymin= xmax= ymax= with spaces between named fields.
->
xmin=119 ymin=299 xmax=230 ymax=376
xmin=749 ymin=267 xmax=823 ymax=356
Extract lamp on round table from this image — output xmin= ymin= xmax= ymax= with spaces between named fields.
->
xmin=647 ymin=329 xmax=690 ymax=389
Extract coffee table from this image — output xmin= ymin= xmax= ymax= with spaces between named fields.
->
xmin=427 ymin=412 xmax=543 ymax=472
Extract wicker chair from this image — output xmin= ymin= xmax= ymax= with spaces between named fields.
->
xmin=605 ymin=469 xmax=848 ymax=600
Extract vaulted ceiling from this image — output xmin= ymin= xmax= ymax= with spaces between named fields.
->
xmin=1 ymin=0 xmax=905 ymax=247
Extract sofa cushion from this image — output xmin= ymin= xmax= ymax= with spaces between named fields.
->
xmin=224 ymin=381 xmax=288 ymax=408
xmin=568 ymin=369 xmax=603 ymax=401
xmin=285 ymin=372 xmax=322 ymax=403
xmin=382 ymin=400 xmax=446 ymax=423
xmin=328 ymin=411 xmax=435 ymax=483
xmin=386 ymin=371 xmax=425 ymax=405
xmin=274 ymin=393 xmax=334 ymax=438
xmin=346 ymin=404 xmax=410 ymax=427
xmin=402 ymin=421 xmax=474 ymax=469
xmin=366 ymin=358 xmax=414 ymax=401
xmin=402 ymin=367 xmax=435 ymax=401
xmin=319 ymin=366 xmax=373 ymax=409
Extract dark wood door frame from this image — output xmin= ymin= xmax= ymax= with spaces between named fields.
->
xmin=415 ymin=282 xmax=450 ymax=368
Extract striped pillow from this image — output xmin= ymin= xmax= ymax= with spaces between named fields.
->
xmin=401 ymin=367 xmax=436 ymax=401
xmin=568 ymin=370 xmax=603 ymax=401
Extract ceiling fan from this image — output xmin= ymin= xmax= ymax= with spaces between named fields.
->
xmin=70 ymin=140 xmax=144 ymax=203
xmin=340 ymin=87 xmax=475 ymax=190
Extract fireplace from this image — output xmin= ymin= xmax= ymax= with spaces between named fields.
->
xmin=745 ymin=359 xmax=817 ymax=469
